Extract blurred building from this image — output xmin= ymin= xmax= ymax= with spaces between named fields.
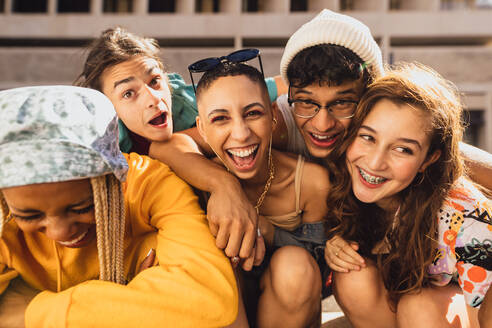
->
xmin=1 ymin=0 xmax=491 ymax=151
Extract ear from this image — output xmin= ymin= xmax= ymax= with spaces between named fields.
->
xmin=271 ymin=102 xmax=279 ymax=131
xmin=196 ymin=116 xmax=207 ymax=143
xmin=419 ymin=149 xmax=441 ymax=173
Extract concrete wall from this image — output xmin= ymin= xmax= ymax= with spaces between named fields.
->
xmin=1 ymin=0 xmax=492 ymax=150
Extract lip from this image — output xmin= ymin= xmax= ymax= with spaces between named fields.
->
xmin=356 ymin=167 xmax=389 ymax=189
xmin=147 ymin=111 xmax=169 ymax=129
xmin=225 ymin=144 xmax=260 ymax=172
xmin=57 ymin=225 xmax=96 ymax=248
xmin=308 ymin=132 xmax=340 ymax=148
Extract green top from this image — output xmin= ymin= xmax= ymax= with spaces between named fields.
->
xmin=118 ymin=73 xmax=279 ymax=152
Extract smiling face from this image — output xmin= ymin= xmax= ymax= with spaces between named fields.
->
xmin=290 ymin=79 xmax=364 ymax=159
xmin=346 ymin=99 xmax=440 ymax=211
xmin=197 ymin=75 xmax=273 ymax=182
xmin=101 ymin=56 xmax=173 ymax=142
xmin=2 ymin=179 xmax=97 ymax=248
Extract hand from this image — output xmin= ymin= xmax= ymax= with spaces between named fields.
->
xmin=206 ymin=181 xmax=258 ymax=260
xmin=137 ymin=248 xmax=156 ymax=274
xmin=239 ymin=232 xmax=266 ymax=271
xmin=325 ymin=235 xmax=366 ymax=272
xmin=0 ymin=278 xmax=39 ymax=328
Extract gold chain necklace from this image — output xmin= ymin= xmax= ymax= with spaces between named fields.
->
xmin=254 ymin=148 xmax=275 ymax=214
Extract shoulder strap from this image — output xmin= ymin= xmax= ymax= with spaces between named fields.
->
xmin=294 ymin=155 xmax=305 ymax=212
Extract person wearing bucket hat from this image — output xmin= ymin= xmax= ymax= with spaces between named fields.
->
xmin=0 ymin=86 xmax=237 ymax=327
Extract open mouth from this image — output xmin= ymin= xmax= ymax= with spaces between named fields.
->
xmin=358 ymin=167 xmax=388 ymax=185
xmin=148 ymin=112 xmax=168 ymax=126
xmin=226 ymin=144 xmax=259 ymax=171
xmin=309 ymin=132 xmax=340 ymax=147
xmin=57 ymin=225 xmax=95 ymax=248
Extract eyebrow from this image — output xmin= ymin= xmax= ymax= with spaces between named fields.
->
xmin=112 ymin=66 xmax=159 ymax=90
xmin=113 ymin=77 xmax=134 ymax=90
xmin=10 ymin=196 xmax=93 ymax=213
xmin=360 ymin=125 xmax=422 ymax=149
xmin=294 ymin=87 xmax=358 ymax=96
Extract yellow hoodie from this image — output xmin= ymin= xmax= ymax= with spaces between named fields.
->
xmin=0 ymin=153 xmax=237 ymax=327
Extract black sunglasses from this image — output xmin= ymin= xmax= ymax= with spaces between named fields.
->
xmin=188 ymin=48 xmax=264 ymax=94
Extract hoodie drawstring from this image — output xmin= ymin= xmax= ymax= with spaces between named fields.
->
xmin=52 ymin=240 xmax=62 ymax=292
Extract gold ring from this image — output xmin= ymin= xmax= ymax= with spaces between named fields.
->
xmin=231 ymin=256 xmax=240 ymax=264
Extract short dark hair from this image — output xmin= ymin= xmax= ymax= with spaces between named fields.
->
xmin=287 ymin=44 xmax=371 ymax=88
xmin=195 ymin=62 xmax=269 ymax=103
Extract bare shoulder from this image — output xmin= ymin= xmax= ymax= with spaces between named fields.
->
xmin=301 ymin=159 xmax=331 ymax=198
xmin=149 ymin=133 xmax=201 ymax=156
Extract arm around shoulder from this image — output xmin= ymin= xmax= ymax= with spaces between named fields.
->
xmin=459 ymin=142 xmax=492 ymax=191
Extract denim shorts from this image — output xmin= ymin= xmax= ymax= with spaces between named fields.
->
xmin=273 ymin=221 xmax=327 ymax=262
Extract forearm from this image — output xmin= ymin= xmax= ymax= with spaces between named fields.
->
xmin=0 ymin=278 xmax=38 ymax=328
xmin=478 ymin=288 xmax=492 ymax=327
xmin=149 ymin=134 xmax=240 ymax=194
xmin=460 ymin=142 xmax=492 ymax=191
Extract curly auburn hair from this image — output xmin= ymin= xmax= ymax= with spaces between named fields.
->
xmin=325 ymin=62 xmax=465 ymax=307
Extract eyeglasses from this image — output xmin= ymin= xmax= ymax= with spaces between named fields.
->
xmin=287 ymin=85 xmax=358 ymax=119
xmin=188 ymin=48 xmax=264 ymax=94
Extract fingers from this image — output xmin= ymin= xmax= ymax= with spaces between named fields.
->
xmin=325 ymin=236 xmax=365 ymax=273
xmin=253 ymin=234 xmax=266 ymax=266
xmin=214 ymin=223 xmax=230 ymax=250
xmin=241 ymin=250 xmax=255 ymax=271
xmin=137 ymin=248 xmax=156 ymax=274
xmin=238 ymin=222 xmax=255 ymax=259
xmin=224 ymin=226 xmax=244 ymax=258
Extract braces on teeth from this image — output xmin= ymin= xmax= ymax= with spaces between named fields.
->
xmin=359 ymin=168 xmax=387 ymax=184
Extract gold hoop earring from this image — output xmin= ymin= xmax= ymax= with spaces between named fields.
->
xmin=273 ymin=117 xmax=278 ymax=125
xmin=415 ymin=172 xmax=425 ymax=185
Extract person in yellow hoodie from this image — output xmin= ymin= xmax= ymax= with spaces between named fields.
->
xmin=0 ymin=85 xmax=237 ymax=327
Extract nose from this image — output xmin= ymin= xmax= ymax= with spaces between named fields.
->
xmin=144 ymin=85 xmax=162 ymax=109
xmin=310 ymin=108 xmax=337 ymax=132
xmin=366 ymin=148 xmax=388 ymax=171
xmin=43 ymin=216 xmax=76 ymax=242
xmin=230 ymin=118 xmax=251 ymax=142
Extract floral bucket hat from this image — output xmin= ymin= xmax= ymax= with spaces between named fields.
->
xmin=0 ymin=85 xmax=128 ymax=189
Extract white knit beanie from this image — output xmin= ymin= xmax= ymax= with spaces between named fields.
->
xmin=280 ymin=9 xmax=384 ymax=84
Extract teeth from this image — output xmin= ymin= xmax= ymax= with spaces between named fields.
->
xmin=58 ymin=229 xmax=89 ymax=247
xmin=311 ymin=133 xmax=332 ymax=140
xmin=359 ymin=168 xmax=387 ymax=184
xmin=227 ymin=145 xmax=258 ymax=158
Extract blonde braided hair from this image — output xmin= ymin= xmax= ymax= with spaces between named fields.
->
xmin=90 ymin=174 xmax=126 ymax=284
xmin=0 ymin=193 xmax=8 ymax=237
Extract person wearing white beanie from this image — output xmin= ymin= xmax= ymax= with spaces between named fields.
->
xmin=272 ymin=9 xmax=384 ymax=161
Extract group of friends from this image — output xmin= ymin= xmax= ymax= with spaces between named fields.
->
xmin=0 ymin=8 xmax=491 ymax=328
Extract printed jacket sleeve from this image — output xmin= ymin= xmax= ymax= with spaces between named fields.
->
xmin=25 ymin=154 xmax=237 ymax=327
xmin=429 ymin=178 xmax=492 ymax=308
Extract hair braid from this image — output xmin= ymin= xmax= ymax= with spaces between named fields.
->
xmin=0 ymin=193 xmax=9 ymax=237
xmin=90 ymin=175 xmax=125 ymax=284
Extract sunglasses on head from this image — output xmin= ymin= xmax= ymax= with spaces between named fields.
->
xmin=188 ymin=48 xmax=264 ymax=94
